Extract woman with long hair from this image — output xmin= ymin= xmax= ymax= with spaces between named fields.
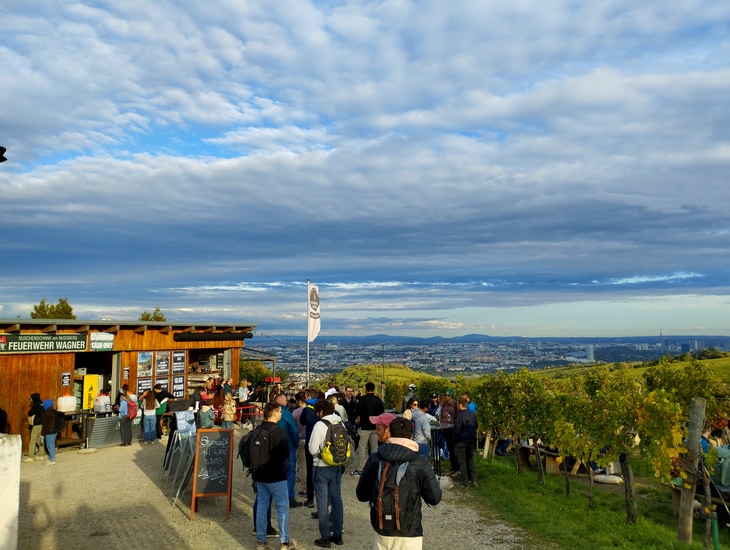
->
xmin=141 ymin=390 xmax=160 ymax=444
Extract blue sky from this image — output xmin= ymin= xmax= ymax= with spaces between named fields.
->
xmin=2 ymin=1 xmax=730 ymax=338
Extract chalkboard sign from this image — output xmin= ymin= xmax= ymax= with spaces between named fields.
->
xmin=190 ymin=428 xmax=233 ymax=520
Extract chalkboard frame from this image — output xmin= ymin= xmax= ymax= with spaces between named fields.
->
xmin=190 ymin=428 xmax=234 ymax=521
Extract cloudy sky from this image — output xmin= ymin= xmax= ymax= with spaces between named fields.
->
xmin=2 ymin=1 xmax=730 ymax=338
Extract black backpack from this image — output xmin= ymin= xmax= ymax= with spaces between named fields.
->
xmin=237 ymin=424 xmax=274 ymax=474
xmin=373 ymin=461 xmax=414 ymax=534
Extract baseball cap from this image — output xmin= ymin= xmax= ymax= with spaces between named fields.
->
xmin=369 ymin=412 xmax=397 ymax=426
xmin=324 ymin=388 xmax=337 ymax=398
xmin=431 ymin=393 xmax=438 ymax=398
xmin=408 ymin=384 xmax=416 ymax=390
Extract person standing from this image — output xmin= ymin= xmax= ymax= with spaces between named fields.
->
xmin=412 ymin=400 xmax=433 ymax=458
xmin=291 ymin=391 xmax=308 ymax=495
xmin=40 ymin=399 xmax=58 ymax=465
xmin=356 ymin=417 xmax=442 ymax=550
xmin=141 ymin=391 xmax=160 ymax=444
xmin=221 ymin=393 xmax=236 ymax=429
xmin=308 ymin=399 xmax=346 ymax=548
xmin=338 ymin=386 xmax=358 ymax=427
xmin=401 ymin=384 xmax=417 ymax=413
xmin=275 ymin=393 xmax=302 ymax=508
xmin=299 ymin=388 xmax=320 ymax=507
xmin=252 ymin=402 xmax=292 ymax=549
xmin=118 ymin=392 xmax=133 ymax=446
xmin=453 ymin=397 xmax=478 ymax=488
xmin=152 ymin=383 xmax=174 ymax=440
xmin=24 ymin=393 xmax=46 ymax=462
xmin=353 ymin=382 xmax=384 ymax=476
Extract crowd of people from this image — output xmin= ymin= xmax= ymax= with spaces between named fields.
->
xmin=246 ymin=381 xmax=450 ymax=550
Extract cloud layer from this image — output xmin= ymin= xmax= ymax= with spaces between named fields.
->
xmin=1 ymin=1 xmax=730 ymax=337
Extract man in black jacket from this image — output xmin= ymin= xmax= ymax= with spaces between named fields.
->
xmin=356 ymin=417 xmax=442 ymax=550
xmin=24 ymin=393 xmax=46 ymax=462
xmin=353 ymin=381 xmax=384 ymax=475
xmin=252 ymin=402 xmax=293 ymax=549
xmin=453 ymin=397 xmax=478 ymax=488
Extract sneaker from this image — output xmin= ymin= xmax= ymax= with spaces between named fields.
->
xmin=267 ymin=527 xmax=278 ymax=538
xmin=330 ymin=535 xmax=344 ymax=546
xmin=151 ymin=439 xmax=156 ymax=444
xmin=298 ymin=490 xmax=308 ymax=497
xmin=350 ymin=470 xmax=361 ymax=476
xmin=311 ymin=511 xmax=319 ymax=519
xmin=450 ymin=471 xmax=461 ymax=479
xmin=34 ymin=456 xmax=45 ymax=461
xmin=314 ymin=539 xmax=332 ymax=548
xmin=304 ymin=500 xmax=315 ymax=508
xmin=45 ymin=460 xmax=56 ymax=466
xmin=22 ymin=457 xmax=34 ymax=463
xmin=144 ymin=441 xmax=149 ymax=445
xmin=289 ymin=500 xmax=302 ymax=508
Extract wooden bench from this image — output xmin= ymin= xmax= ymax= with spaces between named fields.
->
xmin=515 ymin=444 xmax=566 ymax=475
xmin=667 ymin=483 xmax=728 ymax=517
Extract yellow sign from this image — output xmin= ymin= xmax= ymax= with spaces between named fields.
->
xmin=83 ymin=374 xmax=97 ymax=411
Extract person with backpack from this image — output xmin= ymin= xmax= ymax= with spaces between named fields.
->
xmin=40 ymin=399 xmax=60 ymax=465
xmin=250 ymin=402 xmax=294 ymax=550
xmin=24 ymin=393 xmax=47 ymax=462
xmin=308 ymin=398 xmax=348 ymax=547
xmin=118 ymin=392 xmax=134 ymax=446
xmin=356 ymin=416 xmax=442 ymax=550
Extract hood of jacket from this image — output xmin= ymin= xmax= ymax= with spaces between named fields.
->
xmin=375 ymin=440 xmax=419 ymax=464
xmin=30 ymin=393 xmax=42 ymax=405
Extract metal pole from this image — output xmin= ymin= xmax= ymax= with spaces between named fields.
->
xmin=306 ymin=280 xmax=310 ymax=388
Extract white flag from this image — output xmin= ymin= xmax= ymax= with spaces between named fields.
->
xmin=307 ymin=282 xmax=321 ymax=342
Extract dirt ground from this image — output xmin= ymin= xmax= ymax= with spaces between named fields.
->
xmin=18 ymin=426 xmax=530 ymax=550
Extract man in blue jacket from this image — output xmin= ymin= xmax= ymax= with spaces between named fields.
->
xmin=275 ymin=393 xmax=302 ymax=507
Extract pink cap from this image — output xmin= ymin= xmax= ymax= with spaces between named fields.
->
xmin=370 ymin=412 xmax=397 ymax=426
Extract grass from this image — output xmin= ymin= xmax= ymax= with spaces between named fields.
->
xmin=446 ymin=455 xmax=730 ymax=549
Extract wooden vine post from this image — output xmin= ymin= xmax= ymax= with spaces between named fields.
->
xmin=678 ymin=397 xmax=706 ymax=544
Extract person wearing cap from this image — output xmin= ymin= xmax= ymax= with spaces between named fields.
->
xmin=427 ymin=393 xmax=440 ymax=418
xmin=369 ymin=412 xmax=397 ymax=444
xmin=353 ymin=382 xmax=384 ymax=476
xmin=356 ymin=416 xmax=442 ymax=549
xmin=401 ymin=384 xmax=417 ymax=414
xmin=40 ymin=399 xmax=58 ymax=465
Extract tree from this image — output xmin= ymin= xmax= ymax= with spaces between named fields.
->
xmin=30 ymin=297 xmax=76 ymax=319
xmin=139 ymin=306 xmax=166 ymax=321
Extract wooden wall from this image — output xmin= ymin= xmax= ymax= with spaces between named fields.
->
xmin=0 ymin=325 xmax=246 ymax=455
xmin=0 ymin=353 xmax=75 ymax=454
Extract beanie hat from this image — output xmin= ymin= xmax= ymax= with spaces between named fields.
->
xmin=43 ymin=399 xmax=54 ymax=410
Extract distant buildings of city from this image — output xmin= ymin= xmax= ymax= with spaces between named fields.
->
xmin=250 ymin=334 xmax=729 ymax=377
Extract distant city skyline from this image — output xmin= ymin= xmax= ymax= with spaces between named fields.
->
xmin=2 ymin=3 xmax=730 ymax=338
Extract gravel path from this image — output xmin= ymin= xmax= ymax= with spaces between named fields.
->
xmin=18 ymin=427 xmax=530 ymax=550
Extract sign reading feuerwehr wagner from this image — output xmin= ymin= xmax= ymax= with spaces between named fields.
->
xmin=0 ymin=333 xmax=87 ymax=353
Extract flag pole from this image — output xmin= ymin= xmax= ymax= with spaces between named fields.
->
xmin=306 ymin=279 xmax=310 ymax=387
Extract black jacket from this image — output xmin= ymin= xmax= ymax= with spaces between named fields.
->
xmin=356 ymin=440 xmax=442 ymax=538
xmin=252 ymin=421 xmax=289 ymax=483
xmin=28 ymin=393 xmax=44 ymax=426
xmin=453 ymin=409 xmax=477 ymax=443
xmin=357 ymin=393 xmax=384 ymax=430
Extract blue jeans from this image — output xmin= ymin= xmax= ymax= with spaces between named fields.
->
xmin=143 ymin=414 xmax=156 ymax=442
xmin=45 ymin=433 xmax=57 ymax=461
xmin=256 ymin=480 xmax=289 ymax=544
xmin=222 ymin=420 xmax=232 ymax=429
xmin=418 ymin=442 xmax=430 ymax=458
xmin=286 ymin=453 xmax=297 ymax=501
xmin=313 ymin=466 xmax=344 ymax=539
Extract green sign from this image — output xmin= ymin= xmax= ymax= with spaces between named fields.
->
xmin=0 ymin=333 xmax=87 ymax=353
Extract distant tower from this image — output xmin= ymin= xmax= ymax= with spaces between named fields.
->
xmin=586 ymin=344 xmax=595 ymax=362
xmin=660 ymin=329 xmax=666 ymax=353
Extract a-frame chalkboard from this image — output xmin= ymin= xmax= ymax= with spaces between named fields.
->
xmin=190 ymin=428 xmax=234 ymax=521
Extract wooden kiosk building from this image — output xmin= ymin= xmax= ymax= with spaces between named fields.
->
xmin=0 ymin=319 xmax=255 ymax=452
